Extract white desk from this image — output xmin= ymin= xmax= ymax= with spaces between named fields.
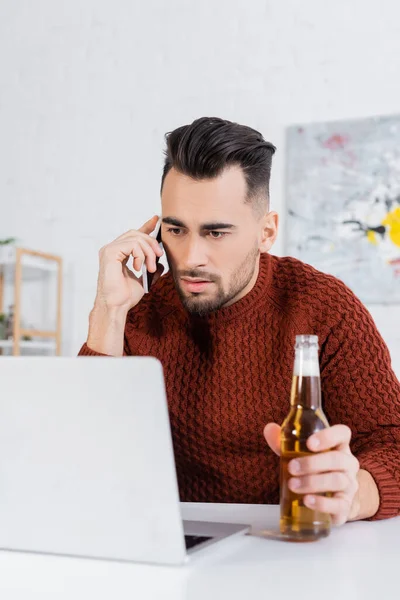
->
xmin=0 ymin=503 xmax=399 ymax=600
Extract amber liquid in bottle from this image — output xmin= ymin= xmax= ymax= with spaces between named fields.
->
xmin=280 ymin=335 xmax=331 ymax=540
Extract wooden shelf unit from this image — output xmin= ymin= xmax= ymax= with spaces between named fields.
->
xmin=0 ymin=247 xmax=63 ymax=356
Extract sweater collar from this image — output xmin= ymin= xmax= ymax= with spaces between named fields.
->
xmin=171 ymin=252 xmax=274 ymax=325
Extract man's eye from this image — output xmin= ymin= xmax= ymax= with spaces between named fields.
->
xmin=208 ymin=231 xmax=226 ymax=239
xmin=167 ymin=227 xmax=183 ymax=236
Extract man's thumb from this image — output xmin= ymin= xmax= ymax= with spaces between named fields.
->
xmin=263 ymin=423 xmax=282 ymax=456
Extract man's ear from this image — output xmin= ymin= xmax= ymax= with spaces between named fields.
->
xmin=259 ymin=211 xmax=279 ymax=253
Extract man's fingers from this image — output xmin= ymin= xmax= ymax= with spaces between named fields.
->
xmin=134 ymin=239 xmax=159 ymax=272
xmin=288 ymin=471 xmax=350 ymax=494
xmin=288 ymin=450 xmax=359 ymax=476
xmin=307 ymin=424 xmax=352 ymax=453
xmin=138 ymin=215 xmax=160 ymax=235
xmin=303 ymin=491 xmax=356 ymax=526
xmin=108 ymin=239 xmax=158 ymax=272
xmin=113 ymin=229 xmax=163 ymax=257
xmin=130 ymin=245 xmax=145 ymax=272
xmin=263 ymin=423 xmax=281 ymax=456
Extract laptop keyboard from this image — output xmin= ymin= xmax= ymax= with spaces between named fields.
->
xmin=184 ymin=534 xmax=213 ymax=550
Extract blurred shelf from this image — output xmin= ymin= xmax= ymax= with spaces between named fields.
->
xmin=0 ymin=247 xmax=62 ymax=355
xmin=0 ymin=340 xmax=56 ymax=350
xmin=0 ymin=246 xmax=58 ymax=282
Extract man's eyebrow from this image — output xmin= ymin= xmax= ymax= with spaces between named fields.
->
xmin=162 ymin=217 xmax=236 ymax=230
xmin=162 ymin=217 xmax=186 ymax=227
xmin=200 ymin=222 xmax=236 ymax=231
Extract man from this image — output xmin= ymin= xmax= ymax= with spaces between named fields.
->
xmin=80 ymin=116 xmax=400 ymax=524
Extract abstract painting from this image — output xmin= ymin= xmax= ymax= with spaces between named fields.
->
xmin=286 ymin=114 xmax=400 ymax=303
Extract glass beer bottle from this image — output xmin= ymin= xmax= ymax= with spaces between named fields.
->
xmin=280 ymin=334 xmax=331 ymax=539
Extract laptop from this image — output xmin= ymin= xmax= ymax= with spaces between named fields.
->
xmin=0 ymin=357 xmax=249 ymax=565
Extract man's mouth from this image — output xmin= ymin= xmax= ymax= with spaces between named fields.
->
xmin=180 ymin=277 xmax=213 ymax=293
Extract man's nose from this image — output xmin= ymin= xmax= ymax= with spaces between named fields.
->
xmin=183 ymin=236 xmax=208 ymax=269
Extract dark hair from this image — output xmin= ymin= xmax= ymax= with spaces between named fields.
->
xmin=161 ymin=117 xmax=276 ymax=213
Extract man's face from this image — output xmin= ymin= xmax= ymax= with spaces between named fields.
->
xmin=161 ymin=166 xmax=277 ymax=316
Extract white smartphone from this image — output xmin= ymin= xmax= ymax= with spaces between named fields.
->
xmin=142 ymin=218 xmax=163 ymax=294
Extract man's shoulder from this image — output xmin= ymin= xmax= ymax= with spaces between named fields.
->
xmin=270 ymin=254 xmax=347 ymax=292
xmin=268 ymin=254 xmax=366 ymax=321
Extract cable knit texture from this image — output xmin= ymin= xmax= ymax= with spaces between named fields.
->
xmin=79 ymin=253 xmax=400 ymax=520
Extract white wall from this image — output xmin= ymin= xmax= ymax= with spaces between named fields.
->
xmin=0 ymin=0 xmax=399 ymax=373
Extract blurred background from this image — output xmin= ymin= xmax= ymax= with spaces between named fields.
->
xmin=0 ymin=0 xmax=399 ymax=374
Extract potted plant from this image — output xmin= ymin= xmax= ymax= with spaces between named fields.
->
xmin=0 ymin=313 xmax=6 ymax=340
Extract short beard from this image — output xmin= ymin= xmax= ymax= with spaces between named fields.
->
xmin=172 ymin=244 xmax=259 ymax=316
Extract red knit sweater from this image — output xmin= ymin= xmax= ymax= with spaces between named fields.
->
xmin=79 ymin=253 xmax=400 ymax=520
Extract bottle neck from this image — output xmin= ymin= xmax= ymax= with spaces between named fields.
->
xmin=291 ymin=346 xmax=321 ymax=409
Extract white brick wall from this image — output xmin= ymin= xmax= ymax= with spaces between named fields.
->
xmin=1 ymin=0 xmax=399 ymax=375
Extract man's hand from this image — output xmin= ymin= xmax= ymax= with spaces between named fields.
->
xmin=95 ymin=215 xmax=164 ymax=313
xmin=86 ymin=216 xmax=164 ymax=356
xmin=264 ymin=423 xmax=361 ymax=525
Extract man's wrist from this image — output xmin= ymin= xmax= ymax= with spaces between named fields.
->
xmin=87 ymin=302 xmax=129 ymax=356
xmin=90 ymin=297 xmax=129 ymax=319
xmin=349 ymin=468 xmax=380 ymax=521
xmin=90 ymin=302 xmax=129 ymax=323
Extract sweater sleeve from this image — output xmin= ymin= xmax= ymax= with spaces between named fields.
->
xmin=320 ymin=298 xmax=400 ymax=521
xmin=78 ymin=342 xmax=109 ymax=356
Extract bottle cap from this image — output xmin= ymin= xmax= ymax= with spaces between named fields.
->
xmin=295 ymin=334 xmax=318 ymax=348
